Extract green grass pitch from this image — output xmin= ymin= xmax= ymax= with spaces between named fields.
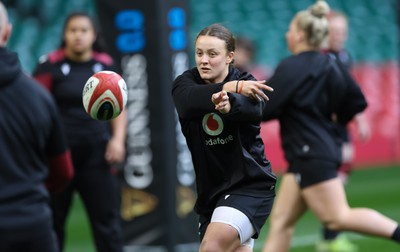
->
xmin=65 ymin=165 xmax=400 ymax=252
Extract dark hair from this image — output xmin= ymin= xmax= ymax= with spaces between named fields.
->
xmin=60 ymin=12 xmax=106 ymax=52
xmin=196 ymin=24 xmax=235 ymax=53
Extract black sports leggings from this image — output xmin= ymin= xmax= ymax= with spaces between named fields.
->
xmin=51 ymin=141 xmax=123 ymax=252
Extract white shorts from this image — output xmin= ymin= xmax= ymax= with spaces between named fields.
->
xmin=211 ymin=206 xmax=256 ymax=248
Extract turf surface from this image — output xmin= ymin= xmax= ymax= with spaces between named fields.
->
xmin=65 ymin=165 xmax=400 ymax=252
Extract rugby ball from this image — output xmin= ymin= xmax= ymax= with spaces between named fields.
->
xmin=82 ymin=71 xmax=128 ymax=120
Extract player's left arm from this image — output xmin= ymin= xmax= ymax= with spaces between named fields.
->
xmin=333 ymin=60 xmax=368 ymax=124
xmin=101 ymin=59 xmax=128 ymax=164
xmin=106 ymin=109 xmax=127 ymax=164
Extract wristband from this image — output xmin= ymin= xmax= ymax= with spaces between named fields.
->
xmin=238 ymin=80 xmax=244 ymax=94
xmin=235 ymin=80 xmax=240 ymax=93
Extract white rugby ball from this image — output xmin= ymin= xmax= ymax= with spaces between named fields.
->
xmin=82 ymin=70 xmax=128 ymax=120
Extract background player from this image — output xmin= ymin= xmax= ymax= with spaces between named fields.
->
xmin=234 ymin=35 xmax=270 ymax=81
xmin=32 ymin=12 xmax=126 ymax=252
xmin=316 ymin=10 xmax=372 ymax=252
xmin=260 ymin=1 xmax=400 ymax=251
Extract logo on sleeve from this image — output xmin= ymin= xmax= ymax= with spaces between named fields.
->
xmin=202 ymin=113 xmax=223 ymax=136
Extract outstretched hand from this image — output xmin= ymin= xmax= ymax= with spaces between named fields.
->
xmin=212 ymin=90 xmax=231 ymax=114
xmin=240 ymin=80 xmax=274 ymax=102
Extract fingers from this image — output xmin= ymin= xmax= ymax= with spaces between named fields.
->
xmin=255 ymin=91 xmax=269 ymax=101
xmin=106 ymin=151 xmax=125 ymax=164
xmin=256 ymin=82 xmax=274 ymax=92
xmin=212 ymin=90 xmax=228 ymax=103
xmin=212 ymin=91 xmax=229 ymax=109
xmin=216 ymin=94 xmax=229 ymax=109
xmin=105 ymin=151 xmax=116 ymax=164
xmin=211 ymin=93 xmax=220 ymax=103
xmin=254 ymin=80 xmax=273 ymax=92
xmin=238 ymin=81 xmax=273 ymax=102
xmin=254 ymin=93 xmax=269 ymax=102
xmin=215 ymin=101 xmax=228 ymax=110
xmin=249 ymin=84 xmax=272 ymax=101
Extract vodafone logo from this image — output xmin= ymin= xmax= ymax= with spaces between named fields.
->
xmin=202 ymin=113 xmax=223 ymax=136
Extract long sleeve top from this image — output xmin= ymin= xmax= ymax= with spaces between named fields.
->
xmin=172 ymin=66 xmax=276 ymax=215
xmin=263 ymin=51 xmax=367 ymax=163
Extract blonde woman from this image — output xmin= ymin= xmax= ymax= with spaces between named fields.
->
xmin=261 ymin=1 xmax=400 ymax=251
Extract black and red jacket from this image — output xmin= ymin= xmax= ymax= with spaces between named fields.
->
xmin=32 ymin=48 xmax=116 ymax=145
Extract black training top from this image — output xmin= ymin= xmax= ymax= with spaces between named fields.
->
xmin=326 ymin=49 xmax=352 ymax=70
xmin=263 ymin=51 xmax=367 ymax=164
xmin=326 ymin=49 xmax=353 ymax=143
xmin=0 ymin=47 xmax=70 ymax=233
xmin=172 ymin=66 xmax=276 ymax=215
xmin=32 ymin=49 xmax=116 ymax=145
xmin=325 ymin=48 xmax=354 ymax=142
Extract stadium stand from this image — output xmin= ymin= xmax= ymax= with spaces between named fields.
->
xmin=4 ymin=0 xmax=96 ymax=72
xmin=4 ymin=0 xmax=398 ymax=73
xmin=190 ymin=0 xmax=399 ymax=67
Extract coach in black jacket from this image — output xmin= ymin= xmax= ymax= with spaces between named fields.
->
xmin=0 ymin=3 xmax=73 ymax=251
